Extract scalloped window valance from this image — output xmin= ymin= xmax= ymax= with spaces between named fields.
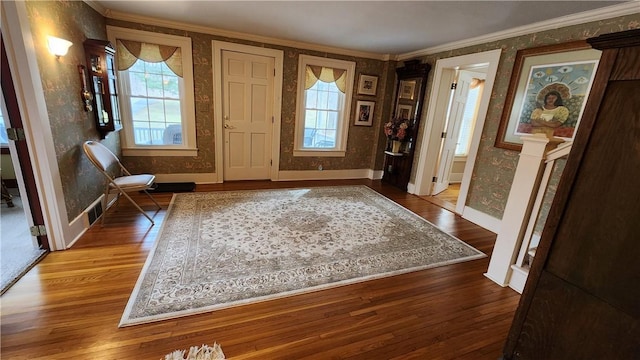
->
xmin=304 ymin=65 xmax=347 ymax=93
xmin=116 ymin=39 xmax=183 ymax=77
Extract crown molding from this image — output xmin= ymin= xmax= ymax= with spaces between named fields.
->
xmin=398 ymin=1 xmax=640 ymax=60
xmin=83 ymin=0 xmax=106 ymax=15
xmin=103 ymin=9 xmax=391 ymax=61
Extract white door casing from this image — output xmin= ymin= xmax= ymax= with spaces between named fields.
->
xmin=411 ymin=49 xmax=502 ymax=216
xmin=222 ymin=50 xmax=274 ymax=181
xmin=212 ymin=41 xmax=283 ymax=183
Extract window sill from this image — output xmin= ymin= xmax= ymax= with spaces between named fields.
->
xmin=122 ymin=147 xmax=198 ymax=157
xmin=293 ymin=149 xmax=346 ymax=157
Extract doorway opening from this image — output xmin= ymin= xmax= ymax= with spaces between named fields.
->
xmin=1 ymin=36 xmax=49 ymax=294
xmin=428 ymin=69 xmax=487 ymax=211
xmin=411 ymin=49 xmax=502 ymax=217
xmin=0 ymin=82 xmax=47 ymax=295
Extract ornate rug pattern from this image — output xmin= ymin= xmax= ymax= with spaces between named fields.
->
xmin=120 ymin=186 xmax=485 ymax=327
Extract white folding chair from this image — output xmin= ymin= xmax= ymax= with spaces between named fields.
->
xmin=82 ymin=140 xmax=160 ymax=225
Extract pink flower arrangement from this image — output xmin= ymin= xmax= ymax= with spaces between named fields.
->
xmin=383 ymin=117 xmax=411 ymax=141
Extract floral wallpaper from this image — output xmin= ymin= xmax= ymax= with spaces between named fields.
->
xmin=25 ymin=0 xmax=117 ymax=222
xmin=21 ymin=0 xmax=640 ymax=224
xmin=104 ymin=19 xmax=393 ymax=174
xmin=533 ymin=158 xmax=567 ymax=236
xmin=413 ymin=13 xmax=640 ymax=219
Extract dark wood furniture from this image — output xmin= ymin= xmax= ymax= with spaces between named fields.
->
xmin=382 ymin=60 xmax=430 ymax=191
xmin=83 ymin=39 xmax=122 ymax=139
xmin=502 ymin=29 xmax=640 ymax=359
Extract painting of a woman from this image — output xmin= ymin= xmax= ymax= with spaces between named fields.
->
xmin=530 ymin=90 xmax=569 ymax=137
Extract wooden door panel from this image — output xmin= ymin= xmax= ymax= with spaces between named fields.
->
xmin=514 ymin=271 xmax=640 ymax=359
xmin=222 ymin=50 xmax=274 ymax=181
xmin=547 ymin=81 xmax=640 ymax=317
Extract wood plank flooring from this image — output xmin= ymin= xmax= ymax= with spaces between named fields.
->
xmin=0 ymin=179 xmax=520 ymax=359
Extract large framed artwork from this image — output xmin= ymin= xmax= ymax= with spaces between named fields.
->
xmin=495 ymin=41 xmax=601 ymax=151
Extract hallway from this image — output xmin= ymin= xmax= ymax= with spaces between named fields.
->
xmin=420 ymin=183 xmax=461 ymax=213
xmin=1 ymin=188 xmax=46 ymax=294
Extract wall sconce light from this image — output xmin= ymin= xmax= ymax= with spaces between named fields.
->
xmin=47 ymin=36 xmax=73 ymax=58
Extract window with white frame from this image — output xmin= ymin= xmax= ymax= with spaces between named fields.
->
xmin=294 ymin=55 xmax=355 ymax=157
xmin=107 ymin=26 xmax=197 ymax=156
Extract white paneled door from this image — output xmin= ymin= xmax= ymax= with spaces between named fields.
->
xmin=222 ymin=50 xmax=274 ymax=180
xmin=432 ymin=71 xmax=473 ymax=195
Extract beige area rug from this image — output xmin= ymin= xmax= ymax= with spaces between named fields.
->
xmin=120 ymin=186 xmax=485 ymax=327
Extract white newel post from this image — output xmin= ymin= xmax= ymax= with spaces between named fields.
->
xmin=485 ymin=134 xmax=550 ymax=286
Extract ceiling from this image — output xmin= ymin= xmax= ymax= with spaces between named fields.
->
xmin=92 ymin=1 xmax=629 ymax=56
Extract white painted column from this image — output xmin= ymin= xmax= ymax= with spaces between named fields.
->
xmin=485 ymin=134 xmax=550 ymax=286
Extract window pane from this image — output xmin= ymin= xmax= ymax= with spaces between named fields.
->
xmin=145 ymin=61 xmax=162 ymax=74
xmin=163 ymin=76 xmax=180 ymax=99
xmin=164 ymin=99 xmax=182 ymax=122
xmin=327 ymin=91 xmax=339 ymax=109
xmin=129 ymin=59 xmax=145 ymax=72
xmin=146 ymin=73 xmax=164 ymax=98
xmin=130 ymin=97 xmax=149 ymax=121
xmin=0 ymin=109 xmax=8 ymax=145
xmin=304 ymin=110 xmax=317 ymax=128
xmin=133 ymin=121 xmax=151 ymax=144
xmin=303 ymin=128 xmax=315 ymax=147
xmin=129 ymin=71 xmax=148 ymax=96
xmin=147 ymin=98 xmax=164 ymax=121
xmin=306 ymin=89 xmax=317 ymax=108
xmin=316 ymin=111 xmax=328 ymax=129
xmin=317 ymin=89 xmax=328 ymax=110
xmin=327 ymin=112 xmax=337 ymax=129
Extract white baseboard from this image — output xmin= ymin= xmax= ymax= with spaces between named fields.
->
xmin=483 ymin=272 xmax=508 ymax=287
xmin=65 ymin=195 xmax=105 ymax=250
xmin=450 ymin=173 xmax=463 ymax=182
xmin=156 ymin=170 xmax=383 ymax=183
xmin=462 ymin=206 xmax=502 ymax=234
xmin=508 ymin=265 xmax=529 ymax=294
xmin=277 ymin=169 xmax=375 ymax=181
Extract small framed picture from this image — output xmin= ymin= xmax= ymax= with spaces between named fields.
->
xmin=355 ymin=100 xmax=375 ymax=126
xmin=399 ymin=80 xmax=416 ymax=99
xmin=357 ymin=74 xmax=378 ymax=96
xmin=396 ymin=104 xmax=413 ymax=120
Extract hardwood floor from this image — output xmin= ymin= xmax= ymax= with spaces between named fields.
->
xmin=0 ymin=179 xmax=520 ymax=359
xmin=420 ymin=183 xmax=460 ymax=213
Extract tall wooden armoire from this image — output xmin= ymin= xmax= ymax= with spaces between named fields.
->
xmin=502 ymin=29 xmax=640 ymax=359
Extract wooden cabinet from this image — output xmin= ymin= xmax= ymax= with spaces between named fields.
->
xmin=502 ymin=29 xmax=640 ymax=359
xmin=83 ymin=39 xmax=121 ymax=139
xmin=382 ymin=60 xmax=430 ymax=190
